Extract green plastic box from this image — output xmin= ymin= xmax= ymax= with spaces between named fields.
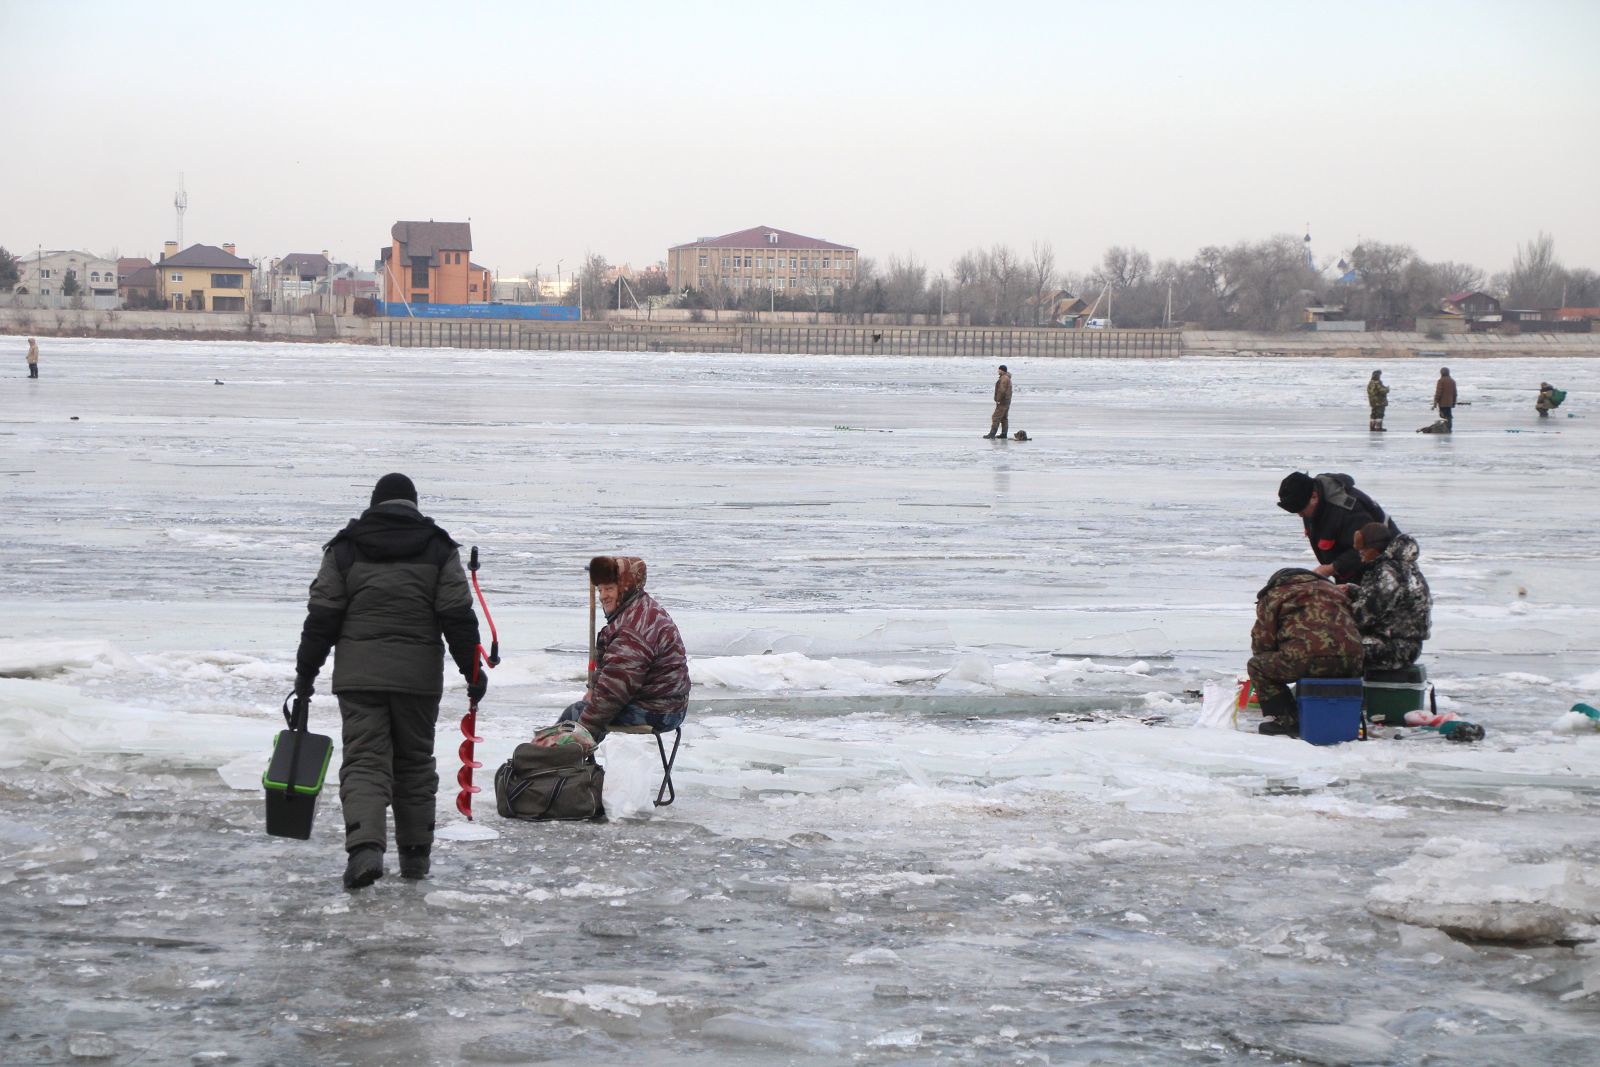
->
xmin=1364 ymin=665 xmax=1427 ymax=725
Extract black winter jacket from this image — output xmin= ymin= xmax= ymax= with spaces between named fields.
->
xmin=1303 ymin=473 xmax=1400 ymax=583
xmin=295 ymin=501 xmax=480 ymax=695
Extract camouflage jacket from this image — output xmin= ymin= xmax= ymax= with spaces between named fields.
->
xmin=1350 ymin=534 xmax=1431 ymax=646
xmin=1250 ymin=569 xmax=1364 ymax=666
xmin=581 ymin=588 xmax=691 ymax=735
xmin=1367 ymin=378 xmax=1389 ymax=406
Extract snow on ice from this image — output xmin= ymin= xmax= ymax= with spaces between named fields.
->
xmin=2 ymin=339 xmax=1599 ymax=1064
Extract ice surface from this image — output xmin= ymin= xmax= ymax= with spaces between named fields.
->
xmin=2 ymin=341 xmax=1599 ymax=1063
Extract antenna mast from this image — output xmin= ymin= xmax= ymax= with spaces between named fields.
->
xmin=174 ymin=174 xmax=189 ymax=248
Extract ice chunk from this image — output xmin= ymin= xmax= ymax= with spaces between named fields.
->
xmin=436 ymin=821 xmax=499 ymax=842
xmin=787 ymin=883 xmax=838 ymax=910
xmin=702 ymin=1012 xmax=844 ymax=1055
xmin=66 ymin=1031 xmax=119 ymax=1058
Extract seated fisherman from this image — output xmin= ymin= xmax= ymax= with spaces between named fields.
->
xmin=1248 ymin=568 xmax=1365 ymax=737
xmin=1536 ymin=382 xmax=1562 ymax=418
xmin=1348 ymin=521 xmax=1431 ymax=671
xmin=542 ymin=555 xmax=690 ymax=748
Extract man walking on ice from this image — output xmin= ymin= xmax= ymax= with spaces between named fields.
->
xmin=294 ymin=473 xmax=485 ymax=890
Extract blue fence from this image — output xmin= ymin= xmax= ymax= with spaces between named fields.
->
xmin=374 ymin=301 xmax=580 ymax=321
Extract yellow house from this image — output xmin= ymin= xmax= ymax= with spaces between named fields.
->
xmin=156 ymin=241 xmax=254 ymax=311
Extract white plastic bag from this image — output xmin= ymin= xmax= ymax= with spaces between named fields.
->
xmin=599 ymin=735 xmax=662 ymax=818
xmin=1193 ymin=680 xmax=1239 ymax=730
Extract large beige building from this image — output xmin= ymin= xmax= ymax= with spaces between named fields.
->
xmin=667 ymin=225 xmax=858 ymax=298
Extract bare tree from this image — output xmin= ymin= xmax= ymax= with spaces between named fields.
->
xmin=882 ymin=254 xmax=928 ymax=320
xmin=1093 ymin=246 xmax=1153 ymax=291
xmin=1026 ymin=241 xmax=1057 ymax=324
xmin=1345 ymin=241 xmax=1418 ymax=323
xmin=577 ymin=252 xmax=609 ymax=320
xmin=1507 ymin=232 xmax=1563 ymax=307
xmin=1222 ymin=235 xmax=1319 ymax=331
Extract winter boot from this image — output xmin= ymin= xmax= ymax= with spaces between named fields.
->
xmin=982 ymin=432 xmax=996 ymax=439
xmin=398 ymin=844 xmax=431 ymax=881
xmin=1376 ymin=420 xmax=1386 ymax=431
xmin=343 ymin=844 xmax=384 ymax=890
xmin=1257 ymin=690 xmax=1300 ymax=737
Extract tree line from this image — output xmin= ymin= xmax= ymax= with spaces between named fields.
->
xmin=557 ymin=231 xmax=1592 ymax=330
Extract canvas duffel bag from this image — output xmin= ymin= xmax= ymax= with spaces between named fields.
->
xmin=493 ymin=740 xmax=605 ymax=822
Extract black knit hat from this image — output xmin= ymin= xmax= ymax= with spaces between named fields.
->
xmin=1371 ymin=370 xmax=1382 ymax=378
xmin=371 ymin=472 xmax=418 ymax=507
xmin=1278 ymin=471 xmax=1315 ymax=513
xmin=998 ymin=364 xmax=1008 ymax=372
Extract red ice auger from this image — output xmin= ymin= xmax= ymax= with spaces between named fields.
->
xmin=457 ymin=546 xmax=501 ymax=819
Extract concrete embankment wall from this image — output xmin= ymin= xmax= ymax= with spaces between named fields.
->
xmin=4 ymin=307 xmax=1598 ymax=358
xmin=1183 ymin=330 xmax=1600 ymax=359
xmin=371 ymin=318 xmax=1183 ymax=358
xmin=0 ymin=307 xmax=366 ymax=342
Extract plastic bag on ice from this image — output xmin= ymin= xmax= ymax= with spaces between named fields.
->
xmin=1193 ymin=681 xmax=1238 ymax=730
xmin=600 ymin=735 xmax=663 ymax=818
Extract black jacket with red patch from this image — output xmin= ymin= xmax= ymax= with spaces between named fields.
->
xmin=1303 ymin=473 xmax=1400 ymax=583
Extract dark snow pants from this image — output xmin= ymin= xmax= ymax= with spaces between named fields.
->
xmin=989 ymin=403 xmax=1010 ymax=438
xmin=338 ymin=690 xmax=440 ymax=852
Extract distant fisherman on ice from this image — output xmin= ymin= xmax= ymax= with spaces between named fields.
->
xmin=983 ymin=364 xmax=1012 ymax=440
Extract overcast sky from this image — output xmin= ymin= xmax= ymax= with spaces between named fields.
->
xmin=3 ymin=0 xmax=1596 ymax=280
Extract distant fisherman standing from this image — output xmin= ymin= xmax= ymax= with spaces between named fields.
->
xmin=1366 ymin=370 xmax=1387 ymax=432
xmin=983 ymin=364 xmax=1012 ymax=440
xmin=26 ymin=338 xmax=39 ymax=378
xmin=1432 ymin=367 xmax=1457 ymax=430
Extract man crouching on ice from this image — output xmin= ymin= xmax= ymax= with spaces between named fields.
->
xmin=540 ymin=556 xmax=689 ymax=749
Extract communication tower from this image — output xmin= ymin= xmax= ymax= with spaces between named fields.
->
xmin=174 ymin=174 xmax=189 ymax=249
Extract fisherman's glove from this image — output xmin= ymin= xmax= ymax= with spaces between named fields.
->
xmin=294 ymin=673 xmax=315 ymax=700
xmin=467 ymin=673 xmax=488 ymax=703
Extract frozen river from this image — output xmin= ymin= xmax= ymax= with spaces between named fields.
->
xmin=2 ymin=338 xmax=1598 ymax=1065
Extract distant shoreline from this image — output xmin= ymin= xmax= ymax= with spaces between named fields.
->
xmin=2 ymin=307 xmax=1595 ymax=359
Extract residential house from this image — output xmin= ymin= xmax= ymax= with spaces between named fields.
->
xmin=666 ymin=226 xmax=858 ymax=298
xmin=155 ymin=241 xmax=255 ymax=311
xmin=379 ymin=221 xmax=489 ymax=305
xmin=1442 ymin=290 xmax=1502 ymax=322
xmin=13 ymin=249 xmax=119 ymax=299
xmin=1029 ymin=289 xmax=1092 ymax=326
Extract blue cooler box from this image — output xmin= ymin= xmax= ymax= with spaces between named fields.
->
xmin=1294 ymin=678 xmax=1364 ymax=745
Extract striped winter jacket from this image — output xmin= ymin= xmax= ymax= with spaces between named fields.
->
xmin=580 ymin=587 xmax=690 ymax=736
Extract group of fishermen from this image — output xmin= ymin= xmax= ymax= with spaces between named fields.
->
xmin=1250 ymin=471 xmax=1432 ymax=737
xmin=1365 ymin=367 xmax=1458 ymax=433
xmin=1368 ymin=367 xmax=1566 ymax=431
xmin=293 ymin=474 xmax=689 ymax=889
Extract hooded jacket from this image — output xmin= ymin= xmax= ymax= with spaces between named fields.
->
xmin=295 ymin=501 xmax=480 ymax=695
xmin=1350 ymin=534 xmax=1431 ymax=650
xmin=1250 ymin=568 xmax=1363 ymax=668
xmin=1303 ymin=473 xmax=1399 ymax=583
xmin=1367 ymin=376 xmax=1388 ymax=408
xmin=582 ymin=556 xmax=690 ymax=735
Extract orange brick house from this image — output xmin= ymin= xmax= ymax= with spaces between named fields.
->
xmin=379 ymin=220 xmax=491 ymax=305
